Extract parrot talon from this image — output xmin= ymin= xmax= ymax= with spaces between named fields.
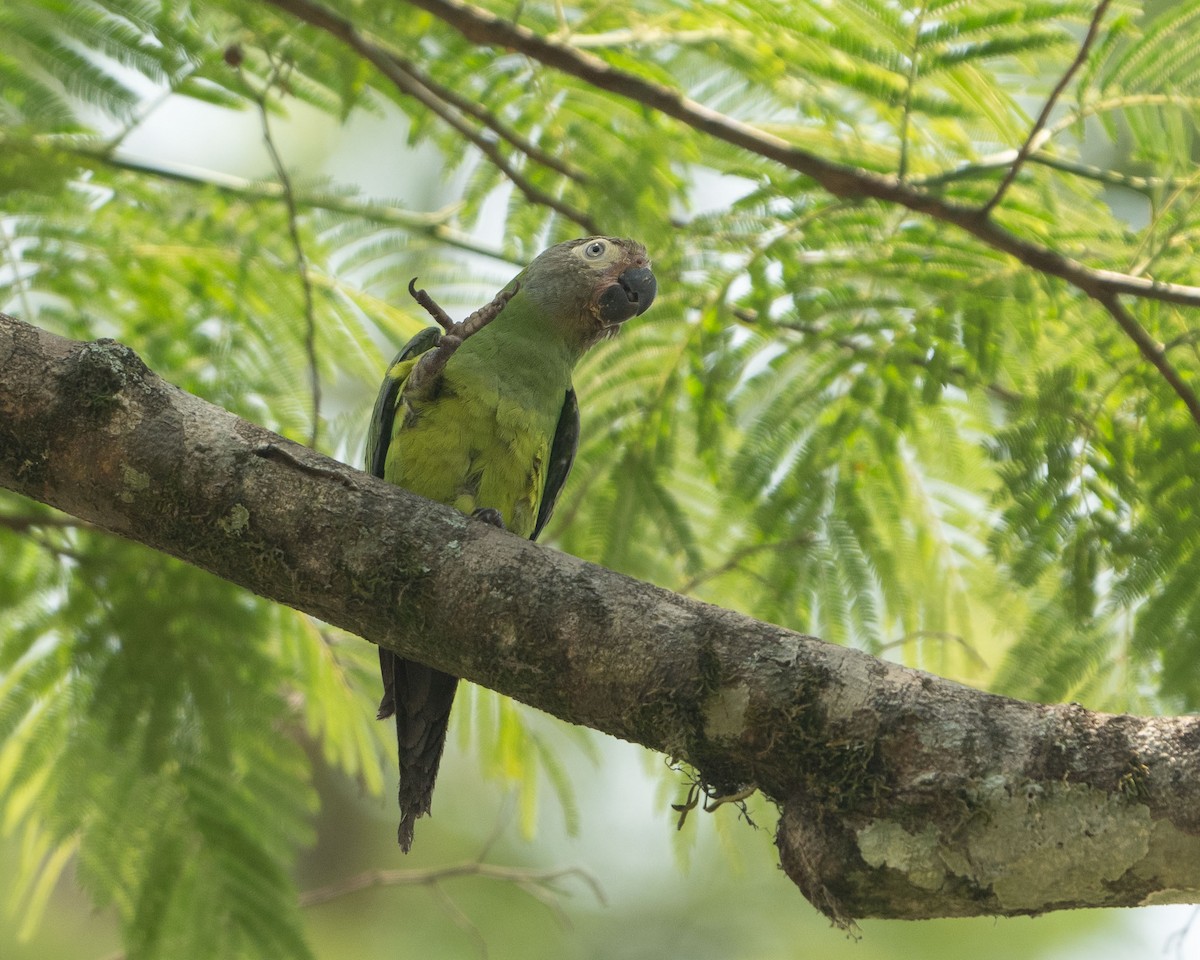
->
xmin=471 ymin=507 xmax=506 ymax=529
xmin=408 ymin=278 xmax=455 ymax=332
xmin=455 ymin=282 xmax=519 ymax=340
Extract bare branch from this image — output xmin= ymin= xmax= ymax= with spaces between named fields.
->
xmin=299 ymin=861 xmax=602 ymax=909
xmin=384 ymin=0 xmax=1200 ymax=427
xmin=1095 ymin=292 xmax=1200 ymax=426
xmin=980 ymin=0 xmax=1114 ymax=218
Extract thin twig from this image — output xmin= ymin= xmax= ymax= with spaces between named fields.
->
xmin=1165 ymin=906 xmax=1200 ymax=960
xmin=429 ymin=882 xmax=490 ymax=959
xmin=980 ymin=0 xmax=1113 ymax=218
xmin=878 ymin=630 xmax=988 ymax=669
xmin=52 ymin=138 xmax=510 ymax=263
xmin=394 ymin=54 xmax=584 ymax=183
xmin=918 ymin=151 xmax=1181 ymax=194
xmin=679 ymin=534 xmax=816 ymax=594
xmin=564 ymin=26 xmax=743 ymax=48
xmin=1045 ymin=92 xmax=1200 ymax=140
xmin=1125 ymin=169 xmax=1200 ymax=279
xmin=1096 ymin=292 xmax=1200 ymax=427
xmin=252 ymin=60 xmax=322 ymax=448
xmin=377 ymin=56 xmax=597 ymax=232
xmin=298 ymin=861 xmax=604 ymax=909
xmin=100 ymin=61 xmax=200 ymax=156
xmin=896 ymin=0 xmax=929 ymax=182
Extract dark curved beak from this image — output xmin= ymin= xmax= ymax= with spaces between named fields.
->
xmin=598 ymin=265 xmax=657 ymax=324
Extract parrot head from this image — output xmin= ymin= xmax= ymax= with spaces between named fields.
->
xmin=517 ymin=236 xmax=657 ymax=349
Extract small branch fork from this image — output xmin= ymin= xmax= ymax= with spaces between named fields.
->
xmin=404 ymin=279 xmax=519 ymax=396
xmin=97 ymin=861 xmax=601 ymax=960
xmin=979 ymin=0 xmax=1114 ymax=218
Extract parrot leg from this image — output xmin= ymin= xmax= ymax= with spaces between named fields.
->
xmin=406 ymin=282 xmax=521 ymax=398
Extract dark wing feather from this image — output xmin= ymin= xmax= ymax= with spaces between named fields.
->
xmin=531 ymin=388 xmax=580 ymax=542
xmin=365 ymin=326 xmax=442 ymax=479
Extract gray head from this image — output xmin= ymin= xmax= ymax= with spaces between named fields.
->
xmin=516 ymin=236 xmax=658 ymax=349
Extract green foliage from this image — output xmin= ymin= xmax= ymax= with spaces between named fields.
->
xmin=0 ymin=533 xmax=317 ymax=957
xmin=2 ymin=0 xmax=1198 ymax=955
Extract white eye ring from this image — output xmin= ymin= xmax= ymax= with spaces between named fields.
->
xmin=584 ymin=240 xmax=606 ymax=259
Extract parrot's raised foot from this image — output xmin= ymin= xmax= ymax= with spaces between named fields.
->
xmin=406 ymin=282 xmax=521 ymax=398
xmin=471 ymin=507 xmax=506 ymax=529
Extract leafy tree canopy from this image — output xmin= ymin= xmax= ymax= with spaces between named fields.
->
xmin=2 ymin=0 xmax=1199 ymax=955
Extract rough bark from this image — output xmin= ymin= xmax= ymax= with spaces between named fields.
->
xmin=3 ymin=310 xmax=1200 ymax=923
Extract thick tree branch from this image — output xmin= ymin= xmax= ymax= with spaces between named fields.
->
xmin=4 ymin=310 xmax=1200 ymax=923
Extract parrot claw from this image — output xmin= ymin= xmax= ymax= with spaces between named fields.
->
xmin=408 ymin=278 xmax=455 ymax=332
xmin=471 ymin=507 xmax=506 ymax=529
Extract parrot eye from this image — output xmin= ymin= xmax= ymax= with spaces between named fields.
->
xmin=583 ymin=240 xmax=607 ymax=259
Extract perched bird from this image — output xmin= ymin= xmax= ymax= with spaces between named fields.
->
xmin=365 ymin=236 xmax=657 ymax=851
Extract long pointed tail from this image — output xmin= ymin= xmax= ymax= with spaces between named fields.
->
xmin=377 ymin=648 xmax=459 ymax=852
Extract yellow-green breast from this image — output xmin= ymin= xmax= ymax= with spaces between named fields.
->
xmin=382 ymin=344 xmax=566 ymax=539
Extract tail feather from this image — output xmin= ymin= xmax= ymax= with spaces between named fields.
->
xmin=378 ymin=648 xmax=458 ymax=852
xmin=376 ymin=648 xmax=397 ymax=720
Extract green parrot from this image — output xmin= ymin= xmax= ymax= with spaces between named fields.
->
xmin=365 ymin=236 xmax=657 ymax=851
